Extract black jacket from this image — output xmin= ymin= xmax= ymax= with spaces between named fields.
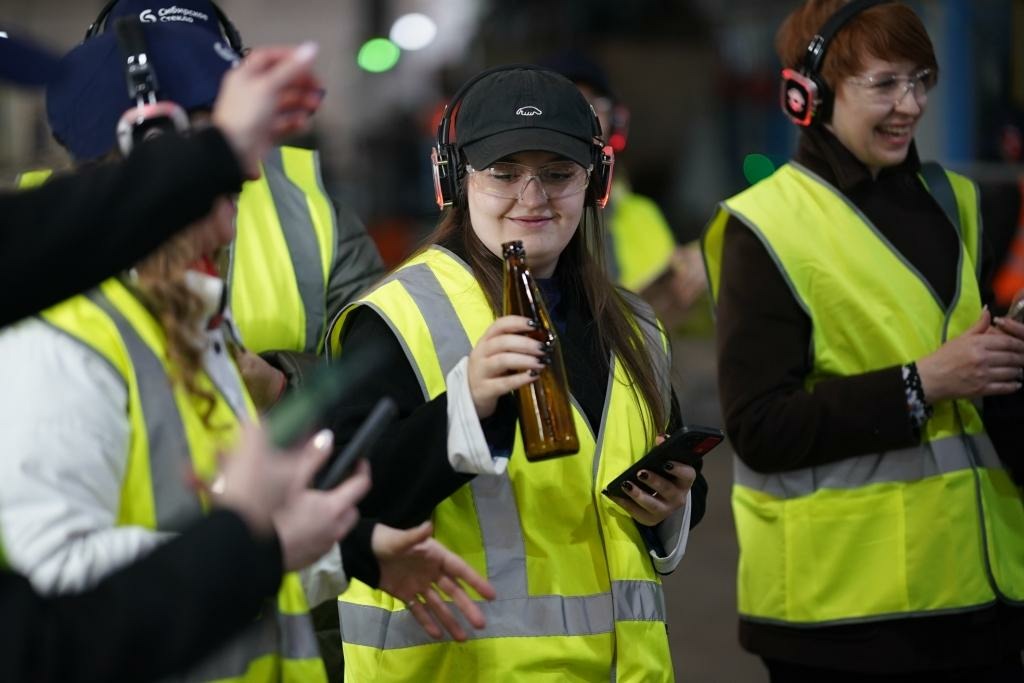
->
xmin=0 ymin=127 xmax=244 ymax=327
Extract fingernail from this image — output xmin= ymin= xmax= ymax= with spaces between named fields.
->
xmin=622 ymin=481 xmax=634 ymax=492
xmin=294 ymin=41 xmax=319 ymax=62
xmin=541 ymin=354 xmax=552 ymax=365
xmin=529 ymin=369 xmax=540 ymax=377
xmin=663 ymin=462 xmax=674 ymax=471
xmin=638 ymin=470 xmax=650 ymax=481
xmin=537 ymin=342 xmax=547 ymax=352
xmin=312 ymin=429 xmax=334 ymax=451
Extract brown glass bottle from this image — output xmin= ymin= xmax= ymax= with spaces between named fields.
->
xmin=501 ymin=240 xmax=579 ymax=460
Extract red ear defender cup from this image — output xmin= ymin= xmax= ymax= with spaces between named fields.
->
xmin=594 ymin=143 xmax=614 ymax=209
xmin=431 ymin=144 xmax=458 ymax=210
xmin=780 ymin=68 xmax=819 ymax=127
xmin=777 ymin=0 xmax=893 ymax=127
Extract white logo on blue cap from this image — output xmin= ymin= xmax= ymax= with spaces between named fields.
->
xmin=516 ymin=106 xmax=542 ymax=116
xmin=139 ymin=9 xmax=157 ymax=22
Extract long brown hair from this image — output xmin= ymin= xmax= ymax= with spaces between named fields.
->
xmin=132 ymin=233 xmax=220 ymax=427
xmin=425 ymin=180 xmax=667 ymax=434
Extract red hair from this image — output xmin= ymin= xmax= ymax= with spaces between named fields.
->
xmin=776 ymin=0 xmax=938 ymax=89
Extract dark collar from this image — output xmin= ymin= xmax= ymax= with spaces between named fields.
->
xmin=794 ymin=125 xmax=922 ymax=193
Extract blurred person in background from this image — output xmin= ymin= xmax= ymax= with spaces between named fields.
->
xmin=20 ymin=0 xmax=384 ymax=411
xmin=327 ymin=65 xmax=706 ymax=682
xmin=0 ymin=30 xmax=374 ymax=683
xmin=702 ymin=1 xmax=1024 ymax=681
xmin=542 ymin=50 xmax=709 ymax=328
xmin=0 ymin=20 xmax=492 ymax=683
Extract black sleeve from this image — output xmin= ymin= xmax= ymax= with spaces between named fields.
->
xmin=4 ymin=509 xmax=281 ymax=683
xmin=0 ymin=127 xmax=244 ymax=327
xmin=716 ymin=218 xmax=918 ymax=473
xmin=328 ymin=307 xmax=473 ymax=529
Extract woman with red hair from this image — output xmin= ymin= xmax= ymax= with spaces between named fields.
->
xmin=703 ymin=1 xmax=1024 ymax=680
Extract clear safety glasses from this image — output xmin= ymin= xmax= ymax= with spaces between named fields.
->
xmin=846 ymin=68 xmax=935 ymax=107
xmin=467 ymin=161 xmax=591 ymax=201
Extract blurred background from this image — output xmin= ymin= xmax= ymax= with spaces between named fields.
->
xmin=3 ymin=0 xmax=1024 ymax=679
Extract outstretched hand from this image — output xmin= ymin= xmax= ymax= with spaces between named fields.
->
xmin=373 ymin=521 xmax=497 ymax=641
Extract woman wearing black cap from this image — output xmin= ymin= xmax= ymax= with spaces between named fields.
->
xmin=702 ymin=0 xmax=1024 ymax=680
xmin=326 ymin=65 xmax=707 ymax=681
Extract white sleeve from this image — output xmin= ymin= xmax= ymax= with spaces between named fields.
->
xmin=299 ymin=545 xmax=348 ymax=608
xmin=649 ymin=490 xmax=692 ymax=574
xmin=0 ymin=319 xmax=169 ymax=596
xmin=445 ymin=356 xmax=508 ymax=476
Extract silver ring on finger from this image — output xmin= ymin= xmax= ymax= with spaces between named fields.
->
xmin=650 ymin=490 xmax=659 ymax=499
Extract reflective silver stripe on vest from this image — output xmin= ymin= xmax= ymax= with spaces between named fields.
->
xmin=339 ymin=580 xmax=663 ymax=650
xmin=734 ymin=433 xmax=1003 ymax=500
xmin=178 ymin=608 xmax=320 ymax=681
xmin=89 ymin=291 xmax=202 ymax=532
xmin=262 ymin=147 xmax=326 ymax=353
xmin=393 ymin=261 xmax=529 ymax=598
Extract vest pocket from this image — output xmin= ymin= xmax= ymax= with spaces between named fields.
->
xmin=783 ymin=487 xmax=909 ymax=623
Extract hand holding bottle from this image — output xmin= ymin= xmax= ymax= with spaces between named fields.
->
xmin=467 ymin=315 xmax=546 ymax=418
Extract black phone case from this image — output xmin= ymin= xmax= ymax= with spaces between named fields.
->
xmin=601 ymin=425 xmax=723 ymax=500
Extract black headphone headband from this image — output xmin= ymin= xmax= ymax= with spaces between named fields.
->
xmin=86 ymin=0 xmax=244 ymax=54
xmin=780 ymin=0 xmax=894 ymax=126
xmin=803 ymin=0 xmax=892 ymax=74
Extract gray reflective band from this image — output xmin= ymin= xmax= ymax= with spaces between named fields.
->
xmin=340 ymin=580 xmax=664 ymax=650
xmin=393 ymin=259 xmax=533 ymax=597
xmin=735 ymin=433 xmax=1003 ymax=500
xmin=263 ymin=147 xmax=326 ymax=353
xmin=88 ymin=291 xmax=202 ymax=532
xmin=182 ymin=606 xmax=319 ymax=680
xmin=393 ymin=263 xmax=472 ymax=375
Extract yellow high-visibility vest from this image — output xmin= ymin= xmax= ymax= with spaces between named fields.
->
xmin=229 ymin=146 xmax=338 ymax=354
xmin=41 ymin=278 xmax=328 ymax=682
xmin=17 ymin=146 xmax=339 ymax=355
xmin=607 ymin=184 xmax=675 ymax=292
xmin=328 ymin=246 xmax=675 ymax=682
xmin=702 ymin=162 xmax=1024 ymax=626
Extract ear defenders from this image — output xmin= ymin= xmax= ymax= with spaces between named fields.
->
xmin=86 ymin=0 xmax=245 ymax=55
xmin=780 ymin=0 xmax=893 ymax=126
xmin=113 ymin=17 xmax=189 ymax=156
xmin=432 ymin=64 xmax=615 ymax=210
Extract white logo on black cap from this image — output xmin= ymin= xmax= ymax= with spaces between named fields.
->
xmin=515 ymin=106 xmax=542 ymax=116
xmin=139 ymin=9 xmax=157 ymax=22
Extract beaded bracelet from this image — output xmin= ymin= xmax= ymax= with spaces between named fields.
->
xmin=902 ymin=361 xmax=934 ymax=433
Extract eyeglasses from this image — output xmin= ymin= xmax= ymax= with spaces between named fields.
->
xmin=467 ymin=161 xmax=591 ymax=201
xmin=846 ymin=68 xmax=935 ymax=106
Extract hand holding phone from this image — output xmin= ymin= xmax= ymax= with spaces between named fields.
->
xmin=602 ymin=424 xmax=723 ymax=500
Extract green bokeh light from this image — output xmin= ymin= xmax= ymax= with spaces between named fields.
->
xmin=357 ymin=38 xmax=401 ymax=73
xmin=742 ymin=153 xmax=777 ymax=186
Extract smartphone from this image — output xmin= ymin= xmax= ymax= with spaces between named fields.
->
xmin=1008 ymin=298 xmax=1024 ymax=324
xmin=313 ymin=396 xmax=397 ymax=490
xmin=602 ymin=424 xmax=723 ymax=500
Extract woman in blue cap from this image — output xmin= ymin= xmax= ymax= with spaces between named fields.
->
xmin=0 ymin=19 xmax=493 ymax=683
xmin=327 ymin=65 xmax=708 ymax=682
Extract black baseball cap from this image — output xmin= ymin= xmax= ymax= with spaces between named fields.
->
xmin=455 ymin=67 xmax=597 ymax=171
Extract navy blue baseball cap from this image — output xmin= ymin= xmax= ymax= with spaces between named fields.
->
xmin=47 ymin=21 xmax=238 ymax=160
xmin=0 ymin=27 xmax=62 ymax=87
xmin=92 ymin=0 xmax=242 ymax=53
